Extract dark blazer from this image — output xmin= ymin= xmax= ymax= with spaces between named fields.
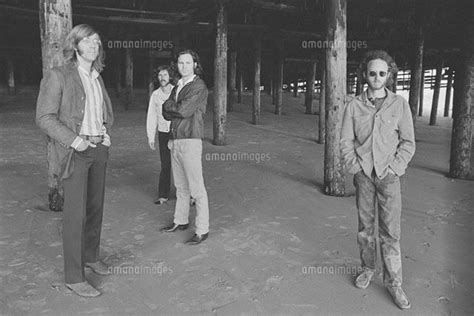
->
xmin=162 ymin=76 xmax=208 ymax=140
xmin=36 ymin=63 xmax=113 ymax=179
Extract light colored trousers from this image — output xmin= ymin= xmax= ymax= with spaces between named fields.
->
xmin=168 ymin=139 xmax=209 ymax=235
xmin=353 ymin=170 xmax=403 ymax=287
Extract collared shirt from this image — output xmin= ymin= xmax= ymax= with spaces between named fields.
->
xmin=146 ymin=86 xmax=173 ymax=140
xmin=77 ymin=65 xmax=104 ymax=136
xmin=71 ymin=65 xmax=110 ymax=149
xmin=340 ymin=88 xmax=416 ymax=179
xmin=175 ymin=75 xmax=196 ymax=101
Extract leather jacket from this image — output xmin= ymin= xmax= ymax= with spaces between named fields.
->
xmin=162 ymin=76 xmax=208 ymax=140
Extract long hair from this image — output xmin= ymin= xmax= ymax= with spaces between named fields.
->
xmin=153 ymin=64 xmax=177 ymax=87
xmin=175 ymin=49 xmax=203 ymax=77
xmin=63 ymin=24 xmax=105 ymax=72
xmin=358 ymin=50 xmax=398 ymax=87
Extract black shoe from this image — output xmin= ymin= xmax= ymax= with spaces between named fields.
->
xmin=161 ymin=223 xmax=189 ymax=232
xmin=48 ymin=188 xmax=63 ymax=212
xmin=185 ymin=233 xmax=208 ymax=245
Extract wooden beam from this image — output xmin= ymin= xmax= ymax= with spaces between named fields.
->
xmin=148 ymin=50 xmax=154 ymax=100
xmin=39 ymin=0 xmax=72 ymax=75
xmin=324 ymin=0 xmax=346 ymax=196
xmin=319 ymin=57 xmax=326 ymax=144
xmin=249 ymin=0 xmax=299 ymax=12
xmin=418 ymin=67 xmax=425 ymax=116
xmin=429 ymin=55 xmax=444 ymax=125
xmin=305 ymin=61 xmax=317 ymax=114
xmin=237 ymin=55 xmax=243 ymax=103
xmin=292 ymin=78 xmax=298 ymax=97
xmin=444 ymin=68 xmax=453 ymax=117
xmin=449 ymin=54 xmax=473 ymax=178
xmin=114 ymin=52 xmax=122 ymax=97
xmin=408 ymin=2 xmax=425 ymax=125
xmin=390 ymin=72 xmax=397 ymax=93
xmin=124 ymin=47 xmax=134 ymax=110
xmin=355 ymin=69 xmax=363 ymax=95
xmin=252 ymin=34 xmax=262 ymax=125
xmin=213 ymin=0 xmax=227 ymax=146
xmin=38 ymin=0 xmax=72 ymax=212
xmin=228 ymin=50 xmax=237 ymax=112
xmin=6 ymin=56 xmax=15 ymax=95
xmin=275 ymin=41 xmax=284 ymax=115
xmin=74 ymin=4 xmax=189 ymax=20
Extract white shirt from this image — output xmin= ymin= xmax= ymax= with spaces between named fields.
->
xmin=146 ymin=85 xmax=173 ymax=141
xmin=175 ymin=75 xmax=196 ymax=101
xmin=71 ymin=65 xmax=110 ymax=149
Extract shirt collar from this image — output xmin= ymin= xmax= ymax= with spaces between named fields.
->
xmin=177 ymin=75 xmax=196 ymax=87
xmin=359 ymin=87 xmax=393 ymax=103
xmin=77 ymin=64 xmax=99 ymax=80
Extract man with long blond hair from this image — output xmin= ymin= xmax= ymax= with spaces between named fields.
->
xmin=36 ymin=24 xmax=113 ymax=297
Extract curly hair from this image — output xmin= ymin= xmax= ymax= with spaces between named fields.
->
xmin=63 ymin=24 xmax=105 ymax=72
xmin=153 ymin=64 xmax=177 ymax=87
xmin=175 ymin=49 xmax=204 ymax=76
xmin=358 ymin=50 xmax=398 ymax=87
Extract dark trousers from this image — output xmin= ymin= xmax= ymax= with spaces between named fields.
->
xmin=62 ymin=144 xmax=108 ymax=284
xmin=353 ymin=170 xmax=403 ymax=287
xmin=158 ymin=131 xmax=171 ymax=199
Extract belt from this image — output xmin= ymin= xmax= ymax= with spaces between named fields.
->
xmin=80 ymin=135 xmax=104 ymax=144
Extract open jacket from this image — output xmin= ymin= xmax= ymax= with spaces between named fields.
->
xmin=162 ymin=76 xmax=208 ymax=140
xmin=36 ymin=63 xmax=113 ymax=179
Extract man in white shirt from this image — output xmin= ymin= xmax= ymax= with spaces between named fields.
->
xmin=146 ymin=65 xmax=174 ymax=204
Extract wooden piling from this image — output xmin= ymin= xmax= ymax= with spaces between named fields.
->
xmin=324 ymin=0 xmax=346 ymax=196
xmin=213 ymin=0 xmax=228 ymax=145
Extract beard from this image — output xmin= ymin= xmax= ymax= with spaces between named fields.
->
xmin=160 ymin=80 xmax=169 ymax=87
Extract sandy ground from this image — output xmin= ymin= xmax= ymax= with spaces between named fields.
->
xmin=0 ymin=87 xmax=473 ymax=315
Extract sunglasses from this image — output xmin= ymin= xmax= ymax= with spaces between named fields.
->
xmin=368 ymin=71 xmax=387 ymax=77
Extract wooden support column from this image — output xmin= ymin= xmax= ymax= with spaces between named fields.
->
xmin=408 ymin=3 xmax=425 ymax=125
xmin=6 ymin=57 xmax=15 ymax=95
xmin=449 ymin=53 xmax=473 ymax=178
xmin=124 ymin=47 xmax=134 ymax=110
xmin=237 ymin=65 xmax=243 ymax=103
xmin=39 ymin=0 xmax=72 ymax=212
xmin=272 ymin=69 xmax=277 ymax=105
xmin=319 ymin=58 xmax=326 ymax=144
xmin=115 ymin=52 xmax=122 ymax=97
xmin=305 ymin=61 xmax=316 ymax=114
xmin=39 ymin=0 xmax=72 ymax=75
xmin=148 ymin=51 xmax=154 ymax=99
xmin=418 ymin=67 xmax=425 ymax=116
xmin=444 ymin=68 xmax=453 ymax=117
xmin=252 ymin=34 xmax=262 ymax=125
xmin=429 ymin=56 xmax=444 ymax=125
xmin=324 ymin=0 xmax=346 ymax=196
xmin=355 ymin=69 xmax=363 ymax=95
xmin=213 ymin=0 xmax=227 ymax=145
xmin=228 ymin=50 xmax=237 ymax=112
xmin=390 ymin=72 xmax=397 ymax=93
xmin=275 ymin=40 xmax=284 ymax=115
xmin=293 ymin=78 xmax=298 ymax=97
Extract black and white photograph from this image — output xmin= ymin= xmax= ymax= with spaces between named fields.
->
xmin=0 ymin=0 xmax=473 ymax=314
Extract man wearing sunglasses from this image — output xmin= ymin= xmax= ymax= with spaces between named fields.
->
xmin=340 ymin=50 xmax=415 ymax=309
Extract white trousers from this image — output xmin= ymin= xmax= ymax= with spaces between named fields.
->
xmin=168 ymin=139 xmax=209 ymax=235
